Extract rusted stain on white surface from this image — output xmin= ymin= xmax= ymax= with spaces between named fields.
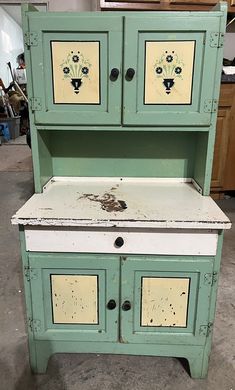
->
xmin=78 ymin=192 xmax=127 ymax=212
xmin=141 ymin=277 xmax=190 ymax=327
xmin=51 ymin=275 xmax=98 ymax=324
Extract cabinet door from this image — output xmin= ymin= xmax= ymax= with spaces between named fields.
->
xmin=121 ymin=256 xmax=214 ymax=345
xmin=123 ymin=15 xmax=222 ymax=126
xmin=28 ymin=254 xmax=119 ymax=341
xmin=26 ymin=13 xmax=122 ymax=125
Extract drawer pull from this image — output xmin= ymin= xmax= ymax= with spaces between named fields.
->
xmin=107 ymin=299 xmax=117 ymax=310
xmin=114 ymin=237 xmax=124 ymax=248
xmin=122 ymin=300 xmax=131 ymax=311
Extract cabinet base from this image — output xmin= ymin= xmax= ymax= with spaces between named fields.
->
xmin=29 ymin=340 xmax=211 ymax=379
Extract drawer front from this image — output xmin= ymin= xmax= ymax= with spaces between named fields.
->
xmin=25 ymin=228 xmax=218 ymax=255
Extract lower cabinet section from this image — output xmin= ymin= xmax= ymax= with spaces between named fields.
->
xmin=28 ymin=253 xmax=214 ymax=347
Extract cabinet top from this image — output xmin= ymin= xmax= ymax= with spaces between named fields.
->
xmin=12 ymin=177 xmax=231 ymax=229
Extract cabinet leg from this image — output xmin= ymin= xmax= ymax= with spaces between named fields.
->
xmin=187 ymin=352 xmax=209 ymax=379
xmin=29 ymin=342 xmax=51 ymax=374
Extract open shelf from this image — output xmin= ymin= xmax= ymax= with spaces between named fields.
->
xmin=33 ymin=130 xmax=212 ymax=194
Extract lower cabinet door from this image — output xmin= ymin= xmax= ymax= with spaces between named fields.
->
xmin=28 ymin=253 xmax=119 ymax=341
xmin=120 ymin=256 xmax=214 ymax=345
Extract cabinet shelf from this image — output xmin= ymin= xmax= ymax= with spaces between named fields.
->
xmin=35 ymin=125 xmax=211 ymax=132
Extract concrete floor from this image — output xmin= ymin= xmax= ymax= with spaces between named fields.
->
xmin=0 ymin=142 xmax=235 ymax=389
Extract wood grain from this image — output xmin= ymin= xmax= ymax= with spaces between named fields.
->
xmin=100 ymin=0 xmax=234 ymax=11
xmin=211 ymin=84 xmax=235 ymax=193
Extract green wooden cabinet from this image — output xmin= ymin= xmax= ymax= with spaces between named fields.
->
xmin=12 ymin=2 xmax=231 ymax=380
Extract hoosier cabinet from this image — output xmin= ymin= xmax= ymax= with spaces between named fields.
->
xmin=12 ymin=2 xmax=231 ymax=378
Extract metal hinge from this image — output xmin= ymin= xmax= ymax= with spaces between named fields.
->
xmin=199 ymin=322 xmax=213 ymax=337
xmin=210 ymin=32 xmax=224 ymax=48
xmin=204 ymin=272 xmax=218 ymax=286
xmin=204 ymin=99 xmax=218 ymax=113
xmin=28 ymin=318 xmax=41 ymax=333
xmin=24 ymin=266 xmax=38 ymax=282
xmin=30 ymin=97 xmax=42 ymax=111
xmin=24 ymin=32 xmax=38 ymax=47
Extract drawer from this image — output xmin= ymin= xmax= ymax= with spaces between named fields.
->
xmin=25 ymin=227 xmax=218 ymax=256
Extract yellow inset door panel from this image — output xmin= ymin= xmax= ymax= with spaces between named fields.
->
xmin=51 ymin=275 xmax=98 ymax=324
xmin=141 ymin=277 xmax=190 ymax=327
xmin=145 ymin=41 xmax=195 ymax=104
xmin=51 ymin=41 xmax=100 ymax=104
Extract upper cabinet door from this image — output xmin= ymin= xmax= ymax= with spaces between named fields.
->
xmin=26 ymin=14 xmax=122 ymax=125
xmin=123 ymin=14 xmax=223 ymax=126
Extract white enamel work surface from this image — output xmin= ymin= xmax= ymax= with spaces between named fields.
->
xmin=25 ymin=227 xmax=218 ymax=255
xmin=51 ymin=275 xmax=98 ymax=324
xmin=11 ymin=177 xmax=231 ymax=229
xmin=141 ymin=277 xmax=190 ymax=327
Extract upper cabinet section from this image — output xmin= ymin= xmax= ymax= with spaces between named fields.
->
xmin=23 ymin=5 xmax=227 ymax=127
xmin=25 ymin=13 xmax=123 ymax=125
xmin=123 ymin=13 xmax=225 ymax=126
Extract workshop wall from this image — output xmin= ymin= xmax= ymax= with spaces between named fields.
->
xmin=49 ymin=0 xmax=93 ymax=11
xmin=0 ymin=6 xmax=23 ymax=86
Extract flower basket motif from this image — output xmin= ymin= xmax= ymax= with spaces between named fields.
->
xmin=154 ymin=50 xmax=184 ymax=95
xmin=60 ymin=51 xmax=92 ymax=94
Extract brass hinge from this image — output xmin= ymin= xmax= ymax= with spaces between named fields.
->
xmin=204 ymin=99 xmax=218 ymax=113
xmin=24 ymin=32 xmax=38 ymax=47
xmin=24 ymin=266 xmax=38 ymax=282
xmin=30 ymin=97 xmax=42 ymax=111
xmin=204 ymin=272 xmax=218 ymax=286
xmin=210 ymin=32 xmax=224 ymax=48
xmin=28 ymin=318 xmax=41 ymax=333
xmin=199 ymin=322 xmax=213 ymax=337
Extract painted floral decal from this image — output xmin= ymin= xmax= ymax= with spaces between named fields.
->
xmin=60 ymin=50 xmax=92 ymax=94
xmin=154 ymin=50 xmax=184 ymax=94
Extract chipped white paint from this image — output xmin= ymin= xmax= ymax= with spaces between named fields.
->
xmin=25 ymin=227 xmax=218 ymax=255
xmin=51 ymin=275 xmax=98 ymax=324
xmin=11 ymin=177 xmax=231 ymax=229
xmin=141 ymin=277 xmax=190 ymax=327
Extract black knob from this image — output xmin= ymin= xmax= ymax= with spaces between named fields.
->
xmin=114 ymin=237 xmax=124 ymax=248
xmin=126 ymin=68 xmax=135 ymax=81
xmin=107 ymin=299 xmax=116 ymax=310
xmin=122 ymin=300 xmax=131 ymax=311
xmin=110 ymin=68 xmax=119 ymax=81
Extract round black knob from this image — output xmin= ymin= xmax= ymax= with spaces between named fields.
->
xmin=110 ymin=68 xmax=119 ymax=81
xmin=126 ymin=68 xmax=135 ymax=81
xmin=114 ymin=237 xmax=124 ymax=248
xmin=107 ymin=299 xmax=116 ymax=310
xmin=122 ymin=300 xmax=131 ymax=311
